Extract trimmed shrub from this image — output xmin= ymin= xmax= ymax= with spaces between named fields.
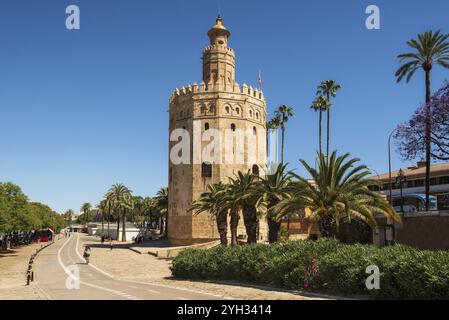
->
xmin=171 ymin=240 xmax=449 ymax=299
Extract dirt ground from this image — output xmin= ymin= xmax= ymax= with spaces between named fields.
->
xmin=81 ymin=235 xmax=327 ymax=300
xmin=0 ymin=243 xmax=48 ymax=300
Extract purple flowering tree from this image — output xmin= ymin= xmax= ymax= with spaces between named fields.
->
xmin=395 ymin=81 xmax=449 ymax=161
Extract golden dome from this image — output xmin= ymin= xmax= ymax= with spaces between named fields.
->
xmin=208 ymin=15 xmax=231 ymax=38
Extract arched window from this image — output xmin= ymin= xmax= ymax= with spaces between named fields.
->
xmin=256 ymin=112 xmax=260 ymax=120
xmin=205 ymin=123 xmax=210 ymax=131
xmin=202 ymin=162 xmax=212 ymax=178
xmin=200 ymin=106 xmax=206 ymax=114
xmin=253 ymin=126 xmax=257 ymax=135
xmin=252 ymin=165 xmax=260 ymax=176
xmin=225 ymin=106 xmax=230 ymax=114
xmin=235 ymin=107 xmax=240 ymax=115
xmin=209 ymin=105 xmax=215 ymax=114
xmin=249 ymin=110 xmax=253 ymax=118
xmin=231 ymin=124 xmax=236 ymax=132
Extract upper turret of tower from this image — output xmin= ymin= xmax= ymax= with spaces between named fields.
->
xmin=207 ymin=15 xmax=231 ymax=46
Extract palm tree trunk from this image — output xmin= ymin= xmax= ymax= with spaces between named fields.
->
xmin=107 ymin=210 xmax=110 ymax=239
xmin=101 ymin=212 xmax=104 ymax=236
xmin=116 ymin=210 xmax=120 ymax=241
xmin=425 ymin=70 xmax=431 ymax=212
xmin=268 ymin=216 xmax=281 ymax=243
xmin=319 ymin=109 xmax=323 ymax=155
xmin=243 ymin=205 xmax=257 ymax=244
xmin=326 ymin=93 xmax=331 ymax=159
xmin=281 ymin=126 xmax=285 ymax=164
xmin=319 ymin=215 xmax=337 ymax=238
xmin=230 ymin=209 xmax=239 ymax=246
xmin=121 ymin=209 xmax=126 ymax=242
xmin=216 ymin=211 xmax=228 ymax=246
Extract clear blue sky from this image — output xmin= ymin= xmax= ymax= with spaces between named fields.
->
xmin=1 ymin=0 xmax=448 ymax=213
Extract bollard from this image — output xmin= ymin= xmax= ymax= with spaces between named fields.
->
xmin=27 ymin=271 xmax=31 ymax=285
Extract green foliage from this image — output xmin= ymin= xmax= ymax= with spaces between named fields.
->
xmin=0 ymin=182 xmax=65 ymax=234
xmin=171 ymin=239 xmax=449 ymax=299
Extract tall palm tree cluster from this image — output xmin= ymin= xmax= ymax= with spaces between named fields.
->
xmin=191 ymin=152 xmax=399 ymax=246
xmin=70 ymin=185 xmax=168 ymax=242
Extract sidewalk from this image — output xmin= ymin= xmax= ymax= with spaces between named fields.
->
xmin=81 ymin=235 xmax=328 ymax=300
xmin=0 ymin=243 xmax=49 ymax=300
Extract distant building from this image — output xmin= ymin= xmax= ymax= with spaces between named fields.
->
xmin=370 ymin=161 xmax=449 ymax=211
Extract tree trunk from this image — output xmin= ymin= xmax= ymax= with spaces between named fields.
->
xmin=281 ymin=126 xmax=285 ymax=164
xmin=107 ymin=209 xmax=111 ymax=239
xmin=268 ymin=216 xmax=281 ymax=243
xmin=101 ymin=212 xmax=104 ymax=236
xmin=116 ymin=210 xmax=120 ymax=241
xmin=121 ymin=209 xmax=126 ymax=242
xmin=243 ymin=205 xmax=257 ymax=244
xmin=425 ymin=69 xmax=432 ymax=211
xmin=319 ymin=109 xmax=323 ymax=155
xmin=319 ymin=215 xmax=337 ymax=238
xmin=230 ymin=209 xmax=239 ymax=246
xmin=216 ymin=210 xmax=228 ymax=246
xmin=327 ymin=92 xmax=331 ymax=158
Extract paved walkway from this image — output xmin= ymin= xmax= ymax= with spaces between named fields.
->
xmin=33 ymin=234 xmax=226 ymax=300
xmin=81 ymin=235 xmax=324 ymax=300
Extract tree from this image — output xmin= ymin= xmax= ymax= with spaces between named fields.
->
xmin=274 ymin=105 xmax=294 ymax=164
xmin=80 ymin=203 xmax=92 ymax=224
xmin=107 ymin=184 xmax=132 ymax=242
xmin=255 ymin=163 xmax=292 ymax=243
xmin=190 ymin=183 xmax=228 ymax=245
xmin=395 ymin=81 xmax=449 ymax=161
xmin=228 ymin=171 xmax=260 ymax=244
xmin=395 ymin=30 xmax=449 ymax=210
xmin=310 ymin=95 xmax=327 ymax=156
xmin=316 ymin=80 xmax=342 ymax=158
xmin=275 ymin=151 xmax=399 ymax=238
xmin=154 ymin=187 xmax=168 ymax=237
xmin=62 ymin=209 xmax=75 ymax=224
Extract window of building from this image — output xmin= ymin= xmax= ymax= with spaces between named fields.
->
xmin=200 ymin=106 xmax=206 ymax=114
xmin=439 ymin=176 xmax=449 ymax=185
xmin=256 ymin=112 xmax=260 ymax=120
xmin=225 ymin=106 xmax=230 ymax=114
xmin=202 ymin=162 xmax=212 ymax=178
xmin=235 ymin=108 xmax=240 ymax=115
xmin=231 ymin=124 xmax=236 ymax=132
xmin=253 ymin=126 xmax=257 ymax=135
xmin=205 ymin=123 xmax=210 ymax=131
xmin=249 ymin=110 xmax=253 ymax=118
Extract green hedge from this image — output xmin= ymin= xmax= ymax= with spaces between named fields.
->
xmin=170 ymin=239 xmax=449 ymax=299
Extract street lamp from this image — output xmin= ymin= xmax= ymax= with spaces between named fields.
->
xmin=395 ymin=169 xmax=408 ymax=213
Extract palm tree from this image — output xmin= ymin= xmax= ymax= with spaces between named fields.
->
xmin=255 ymin=164 xmax=292 ymax=243
xmin=154 ymin=187 xmax=168 ymax=237
xmin=274 ymin=105 xmax=294 ymax=164
xmin=63 ymin=209 xmax=75 ymax=224
xmin=395 ymin=30 xmax=449 ymax=211
xmin=316 ymin=80 xmax=342 ymax=158
xmin=80 ymin=203 xmax=92 ymax=224
xmin=107 ymin=184 xmax=132 ymax=242
xmin=275 ymin=151 xmax=400 ymax=238
xmin=190 ymin=183 xmax=228 ymax=245
xmin=228 ymin=171 xmax=260 ymax=244
xmin=310 ymin=95 xmax=327 ymax=156
xmin=97 ymin=200 xmax=106 ymax=235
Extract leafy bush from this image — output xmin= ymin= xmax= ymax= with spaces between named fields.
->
xmin=170 ymin=239 xmax=449 ymax=299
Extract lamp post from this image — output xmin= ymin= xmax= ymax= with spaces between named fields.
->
xmin=396 ymin=169 xmax=407 ymax=213
xmin=388 ymin=128 xmax=397 ymax=206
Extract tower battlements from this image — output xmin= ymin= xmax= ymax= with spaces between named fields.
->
xmin=202 ymin=45 xmax=235 ymax=55
xmin=170 ymin=82 xmax=265 ymax=103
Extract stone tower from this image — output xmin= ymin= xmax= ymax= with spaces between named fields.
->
xmin=168 ymin=16 xmax=268 ymax=246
